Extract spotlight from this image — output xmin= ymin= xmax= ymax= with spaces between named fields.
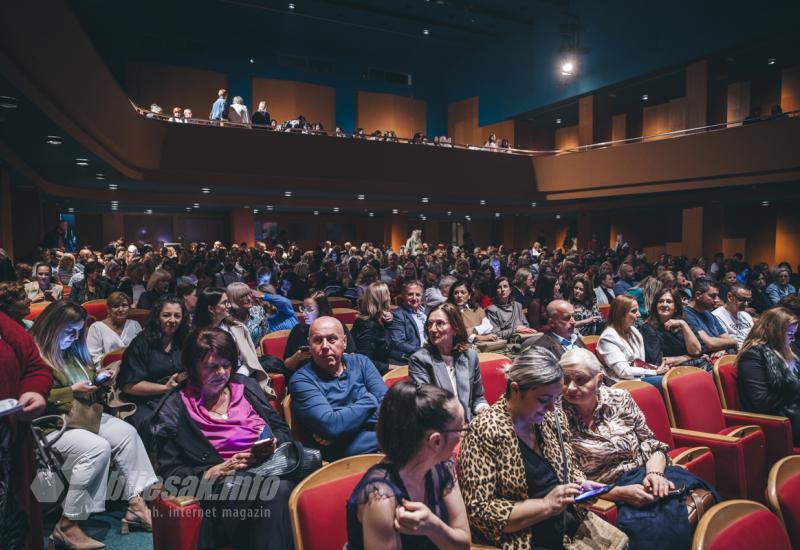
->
xmin=201 ymin=188 xmax=211 ymax=194
xmin=313 ymin=210 xmax=319 ymax=215
xmin=762 ymin=201 xmax=770 ymax=207
xmin=555 ymin=118 xmax=562 ymax=124
xmin=108 ymin=184 xmax=118 ymax=190
xmin=768 ymin=58 xmax=776 ymax=65
xmin=423 ymin=29 xmax=429 ymax=36
xmin=531 ymin=202 xmax=537 ymax=207
xmin=494 ymin=212 xmax=500 ymax=218
xmin=447 ymin=211 xmax=452 ymax=216
xmin=288 ymin=2 xmax=295 ymax=9
xmin=392 ymin=209 xmax=398 ymax=214
xmin=45 ymin=135 xmax=63 ymax=145
xmin=267 ymin=205 xmax=274 ymax=210
xmin=369 ymin=212 xmax=374 ymax=217
xmin=333 ymin=207 xmax=340 ymax=212
xmin=561 ymin=61 xmax=574 ymax=76
xmin=249 ymin=58 xmax=254 ymax=64
xmin=253 ymin=209 xmax=259 ymax=213
xmin=556 ymin=214 xmax=561 ymax=219
xmin=641 ymin=94 xmax=649 ymax=101
xmin=479 ymin=199 xmax=486 ymax=205
xmin=193 ymin=203 xmax=200 ymax=208
xmin=145 ymin=209 xmax=153 ymax=214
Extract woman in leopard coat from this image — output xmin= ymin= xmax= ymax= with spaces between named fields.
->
xmin=458 ymin=347 xmax=627 ymax=549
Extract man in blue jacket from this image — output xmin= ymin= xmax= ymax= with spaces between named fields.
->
xmin=388 ymin=280 xmax=427 ymax=363
xmin=289 ymin=317 xmax=387 ymax=461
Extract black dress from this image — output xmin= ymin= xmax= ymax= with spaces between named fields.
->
xmin=640 ymin=323 xmax=689 ymax=364
xmin=350 ymin=318 xmax=393 ymax=374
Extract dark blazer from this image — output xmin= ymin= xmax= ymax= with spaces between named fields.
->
xmin=151 ymin=374 xmax=292 ymax=479
xmin=408 ymin=346 xmax=488 ymax=421
xmin=388 ymin=305 xmax=425 ymax=362
xmin=531 ymin=331 xmax=586 ymax=360
xmin=350 ymin=317 xmax=392 ymax=374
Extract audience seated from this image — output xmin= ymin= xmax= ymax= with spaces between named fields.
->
xmin=747 ymin=270 xmax=772 ymax=314
xmin=25 ymin=262 xmax=63 ymax=303
xmin=424 ymin=274 xmax=455 ymax=309
xmin=560 ymin=348 xmax=719 ymax=547
xmin=227 ymin=95 xmax=250 ymax=124
xmin=0 ymin=281 xmax=32 ymax=328
xmin=598 ymin=295 xmax=667 ymax=385
xmin=175 ymin=282 xmax=198 ymax=325
xmin=117 ymin=295 xmax=188 ymax=436
xmin=527 ymin=272 xmax=556 ymax=332
xmin=640 ymin=288 xmax=703 ymax=368
xmin=779 ymin=295 xmax=800 ymax=357
xmin=259 ymin=285 xmax=299 ymax=333
xmin=447 ymin=278 xmax=497 ymax=344
xmin=69 ymin=260 xmax=112 ymax=303
xmin=409 ymin=303 xmax=488 ymax=421
xmin=351 ymin=282 xmax=395 ymax=374
xmin=31 ymin=301 xmax=157 ymax=549
xmin=346 ymin=382 xmax=470 ymax=549
xmin=684 ymin=277 xmax=737 ymax=357
xmin=736 ymin=307 xmax=800 ymax=445
xmin=252 ymin=100 xmax=271 ymax=125
xmin=613 ymin=263 xmax=635 ymax=296
xmin=712 ymin=283 xmax=754 ymax=349
xmin=487 ymin=276 xmax=537 ymax=340
xmin=511 ymin=267 xmax=535 ymax=310
xmin=289 ymin=317 xmax=386 ymax=461
xmin=226 ymin=281 xmax=270 ymax=346
xmin=86 ymin=291 xmax=142 ymax=366
xmin=283 ymin=292 xmax=355 ymax=373
xmin=388 ymin=280 xmax=427 ymax=364
xmin=766 ymin=266 xmax=797 ymax=305
xmin=136 ymin=268 xmax=172 ymax=310
xmin=457 ymin=347 xmax=628 ymax=548
xmin=567 ymin=275 xmax=604 ymax=336
xmin=151 ymin=327 xmax=294 ymax=549
xmin=119 ymin=262 xmax=147 ymax=306
xmin=531 ymin=299 xmax=587 ymax=360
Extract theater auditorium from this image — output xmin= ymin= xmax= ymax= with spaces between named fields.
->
xmin=1 ymin=1 xmax=800 ymax=549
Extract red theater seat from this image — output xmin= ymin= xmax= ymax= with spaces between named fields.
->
xmin=598 ymin=303 xmax=610 ymax=321
xmin=127 ymin=308 xmax=151 ymax=326
xmin=260 ymin=329 xmax=291 ymax=358
xmin=477 ymin=352 xmax=512 ymax=405
xmin=100 ymin=347 xmax=127 ymax=368
xmin=81 ymin=299 xmax=108 ymax=321
xmin=663 ymin=366 xmax=766 ymax=500
xmin=25 ymin=302 xmax=49 ymax=322
xmin=580 ymin=335 xmax=599 ymax=354
xmin=767 ymin=455 xmax=800 ymax=548
xmin=327 ymin=297 xmax=353 ymax=309
xmin=269 ymin=373 xmax=286 ymax=412
xmin=332 ymin=307 xmax=358 ymax=324
xmin=713 ymin=355 xmax=799 ymax=464
xmin=151 ymin=496 xmax=202 ymax=550
xmin=692 ymin=500 xmax=791 ymax=550
xmin=289 ymin=454 xmax=384 ymax=550
xmin=382 ymin=366 xmax=409 ymax=389
xmin=614 ymin=380 xmax=716 ymax=486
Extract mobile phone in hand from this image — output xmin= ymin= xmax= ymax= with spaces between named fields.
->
xmin=0 ymin=398 xmax=23 ymax=418
xmin=94 ymin=371 xmax=113 ymax=385
xmin=298 ymin=345 xmax=310 ymax=353
xmin=574 ymin=484 xmax=614 ymax=504
xmin=251 ymin=438 xmax=276 ymax=461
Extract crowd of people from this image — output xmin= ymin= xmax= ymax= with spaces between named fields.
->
xmin=0 ymin=229 xmax=798 ymax=549
xmin=141 ymin=88 xmax=515 ymax=151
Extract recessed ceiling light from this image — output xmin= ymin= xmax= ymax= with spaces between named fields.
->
xmin=369 ymin=212 xmax=374 ymax=217
xmin=284 ymin=191 xmax=292 ymax=197
xmin=45 ymin=135 xmax=62 ymax=145
xmin=67 ymin=207 xmax=75 ymax=213
xmin=762 ymin=200 xmax=770 ymax=207
xmin=479 ymin=199 xmax=486 ymax=205
xmin=193 ymin=203 xmax=200 ymax=208
xmin=556 ymin=214 xmax=561 ymax=219
xmin=422 ymin=197 xmax=429 ymax=203
xmin=145 ymin=209 xmax=153 ymax=214
xmin=531 ymin=202 xmax=537 ymax=207
xmin=253 ymin=209 xmax=259 ymax=213
xmin=641 ymin=94 xmax=649 ymax=101
xmin=186 ymin=207 xmax=191 ymax=211
xmin=75 ymin=158 xmax=89 ymax=166
xmin=313 ymin=210 xmax=319 ymax=215
xmin=560 ymin=61 xmax=574 ymax=76
xmin=447 ymin=211 xmax=452 ymax=216
xmin=423 ymin=29 xmax=430 ymax=36
xmin=357 ymin=194 xmax=365 ymax=200
xmin=495 ymin=212 xmax=500 ymax=218
xmin=108 ymin=184 xmax=117 ymax=190
xmin=249 ymin=58 xmax=254 ymax=64
xmin=266 ymin=205 xmax=273 ymax=210
xmin=392 ymin=209 xmax=398 ymax=214
xmin=0 ymin=96 xmax=18 ymax=109
xmin=288 ymin=2 xmax=295 ymax=9
xmin=768 ymin=58 xmax=776 ymax=65
xmin=555 ymin=118 xmax=562 ymax=124
xmin=201 ymin=187 xmax=211 ymax=194
xmin=333 ymin=207 xmax=340 ymax=212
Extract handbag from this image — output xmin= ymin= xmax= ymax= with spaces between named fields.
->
xmin=686 ymin=488 xmax=714 ymax=527
xmin=476 ymin=339 xmax=507 ymax=353
xmin=245 ymin=441 xmax=322 ymax=482
xmin=65 ymin=395 xmax=104 ymax=433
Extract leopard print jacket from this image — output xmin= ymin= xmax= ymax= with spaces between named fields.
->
xmin=458 ymin=395 xmax=587 ymax=549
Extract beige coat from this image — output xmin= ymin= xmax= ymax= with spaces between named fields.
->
xmin=24 ymin=281 xmax=63 ymax=302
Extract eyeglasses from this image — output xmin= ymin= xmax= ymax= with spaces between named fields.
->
xmin=732 ymin=295 xmax=752 ymax=304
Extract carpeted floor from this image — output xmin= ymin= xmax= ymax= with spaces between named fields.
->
xmin=43 ymin=510 xmax=154 ymax=550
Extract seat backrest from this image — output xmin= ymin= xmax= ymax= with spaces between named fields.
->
xmin=126 ymin=308 xmax=151 ymax=326
xmin=101 ymin=346 xmax=127 ymax=368
xmin=327 ymin=297 xmax=353 ymax=309
xmin=332 ymin=308 xmax=358 ymax=324
xmin=613 ymin=380 xmax=675 ymax=448
xmin=713 ymin=355 xmax=740 ymax=410
xmin=268 ymin=373 xmax=286 ymax=406
xmin=25 ymin=302 xmax=50 ymax=321
xmin=260 ymin=329 xmax=291 ymax=358
xmin=580 ymin=335 xmax=600 ymax=353
xmin=694 ymin=500 xmax=791 ymax=550
xmin=382 ymin=366 xmax=409 ymax=389
xmin=598 ymin=303 xmax=611 ymax=320
xmin=289 ymin=454 xmax=384 ymax=550
xmin=81 ymin=300 xmax=108 ymax=320
xmin=768 ymin=456 xmax=800 ymax=548
xmin=663 ymin=366 xmax=726 ymax=433
xmin=478 ymin=353 xmax=512 ymax=405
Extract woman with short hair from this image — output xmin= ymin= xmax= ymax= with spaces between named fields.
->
xmin=0 ymin=281 xmax=31 ymax=328
xmin=486 ymin=277 xmax=536 ymax=339
xmin=86 ymin=291 xmax=143 ymax=366
xmin=447 ymin=278 xmax=497 ymax=344
xmin=346 ymin=381 xmax=471 ymax=549
xmin=458 ymin=348 xmax=628 ymax=548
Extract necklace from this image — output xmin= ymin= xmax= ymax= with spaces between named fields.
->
xmin=206 ymin=387 xmax=230 ymax=420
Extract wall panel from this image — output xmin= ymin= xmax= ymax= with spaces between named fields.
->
xmin=727 ymin=81 xmax=751 ymax=124
xmin=251 ymin=78 xmax=336 ymax=130
xmin=781 ymin=66 xmax=800 ymax=113
xmin=555 ymin=125 xmax=579 ymax=150
xmin=356 ymin=91 xmax=426 ymax=140
xmin=126 ymin=63 xmax=227 ymax=116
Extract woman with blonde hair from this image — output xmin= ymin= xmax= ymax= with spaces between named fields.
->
xmin=31 ymin=301 xmax=157 ymax=548
xmin=355 ymin=264 xmax=379 ymax=299
xmin=597 ymin=294 xmax=667 ymax=385
xmin=405 ymin=229 xmax=423 ymax=255
xmin=136 ymin=268 xmax=172 ymax=310
xmin=737 ymin=307 xmax=800 ymax=444
xmin=351 ymin=281 xmax=395 ymax=374
xmin=56 ymin=253 xmax=79 ymax=286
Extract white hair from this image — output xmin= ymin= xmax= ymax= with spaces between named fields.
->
xmin=559 ymin=347 xmax=603 ymax=376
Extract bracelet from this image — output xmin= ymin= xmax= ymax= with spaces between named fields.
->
xmin=645 ymin=471 xmax=665 ymax=478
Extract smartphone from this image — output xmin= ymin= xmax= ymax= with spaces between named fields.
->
xmin=94 ymin=371 xmax=113 ymax=385
xmin=0 ymin=398 xmax=23 ymax=418
xmin=258 ymin=272 xmax=272 ymax=285
xmin=251 ymin=438 xmax=276 ymax=461
xmin=298 ymin=345 xmax=310 ymax=352
xmin=574 ymin=484 xmax=615 ymax=504
xmin=490 ymin=259 xmax=501 ymax=277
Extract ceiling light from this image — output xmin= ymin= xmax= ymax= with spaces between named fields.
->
xmin=556 ymin=214 xmax=561 ymax=219
xmin=313 ymin=210 xmax=319 ymax=215
xmin=555 ymin=118 xmax=562 ymax=124
xmin=768 ymin=58 xmax=776 ymax=65
xmin=531 ymin=202 xmax=537 ymax=207
xmin=641 ymin=94 xmax=649 ymax=101
xmin=333 ymin=207 xmax=340 ymax=212
xmin=447 ymin=211 xmax=452 ymax=216
xmin=392 ymin=209 xmax=398 ymax=214
xmin=249 ymin=58 xmax=255 ymax=64
xmin=111 ymin=206 xmax=118 ymax=211
xmin=288 ymin=2 xmax=295 ymax=9
xmin=201 ymin=187 xmax=211 ymax=194
xmin=0 ymin=96 xmax=18 ymax=109
xmin=479 ymin=199 xmax=486 ymax=205
xmin=193 ymin=203 xmax=200 ymax=208
xmin=423 ymin=29 xmax=430 ymax=36
xmin=267 ymin=205 xmax=274 ymax=210
xmin=369 ymin=212 xmax=374 ymax=217
xmin=75 ymin=158 xmax=89 ymax=166
xmin=357 ymin=194 xmax=365 ymax=200
xmin=45 ymin=135 xmax=62 ymax=145
xmin=560 ymin=61 xmax=574 ymax=76
xmin=421 ymin=197 xmax=429 ymax=203
xmin=108 ymin=184 xmax=117 ymax=190
xmin=67 ymin=207 xmax=75 ymax=213
xmin=762 ymin=201 xmax=770 ymax=207
xmin=186 ymin=207 xmax=191 ymax=211
xmin=495 ymin=212 xmax=500 ymax=218
xmin=253 ymin=209 xmax=259 ymax=213
xmin=284 ymin=191 xmax=292 ymax=197
xmin=145 ymin=209 xmax=153 ymax=214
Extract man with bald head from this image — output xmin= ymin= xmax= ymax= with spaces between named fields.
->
xmin=531 ymin=299 xmax=586 ymax=360
xmin=288 ymin=317 xmax=387 ymax=460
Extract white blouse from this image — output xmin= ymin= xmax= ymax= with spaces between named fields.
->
xmin=86 ymin=319 xmax=143 ymax=366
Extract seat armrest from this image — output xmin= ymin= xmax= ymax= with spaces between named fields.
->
xmin=587 ymin=498 xmax=616 ymax=512
xmin=671 ymin=428 xmax=738 ymax=444
xmin=670 ymin=446 xmax=712 ymax=466
xmin=724 ymin=425 xmax=761 ymax=438
xmin=723 ymin=409 xmax=791 ymax=423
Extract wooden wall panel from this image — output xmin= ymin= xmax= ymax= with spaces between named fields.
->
xmin=727 ymin=81 xmax=751 ymax=125
xmin=775 ymin=208 xmax=800 ymax=265
xmin=555 ymin=125 xmax=579 ymax=150
xmin=356 ymin=91 xmax=426 ymax=140
xmin=643 ymin=103 xmax=672 ymax=141
xmin=781 ymin=66 xmax=800 ymax=113
xmin=579 ymin=96 xmax=594 ymax=146
xmin=447 ymin=97 xmax=514 ymax=146
xmin=681 ymin=207 xmax=703 ymax=259
xmin=686 ymin=60 xmax=708 ymax=128
xmin=722 ymin=238 xmax=746 ymax=259
xmin=611 ymin=114 xmax=626 ymax=144
xmin=126 ymin=63 xmax=227 ymax=116
xmin=251 ymin=78 xmax=336 ymax=130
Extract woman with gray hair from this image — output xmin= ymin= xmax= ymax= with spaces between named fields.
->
xmin=560 ymin=347 xmax=718 ymax=548
xmin=458 ymin=347 xmax=627 ymax=548
xmin=226 ymin=281 xmax=269 ymax=344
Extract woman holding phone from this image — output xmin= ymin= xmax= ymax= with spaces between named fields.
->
xmin=152 ymin=327 xmax=294 ymax=549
